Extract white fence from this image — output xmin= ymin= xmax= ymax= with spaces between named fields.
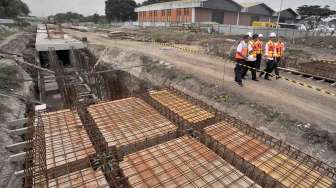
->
xmin=134 ymin=22 xmax=335 ymax=39
xmin=211 ymin=24 xmax=334 ymax=39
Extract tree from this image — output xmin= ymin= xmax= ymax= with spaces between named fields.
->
xmin=105 ymin=0 xmax=137 ymax=22
xmin=92 ymin=13 xmax=100 ymax=24
xmin=0 ymin=0 xmax=30 ymax=18
xmin=297 ymin=5 xmax=336 ymax=30
xmin=52 ymin=12 xmax=84 ymax=23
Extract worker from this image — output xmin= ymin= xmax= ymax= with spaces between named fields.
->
xmin=255 ymin=34 xmax=264 ymax=71
xmin=242 ymin=34 xmax=258 ymax=81
xmin=234 ymin=34 xmax=249 ymax=86
xmin=260 ymin=32 xmax=277 ymax=80
xmin=274 ymin=36 xmax=285 ymax=79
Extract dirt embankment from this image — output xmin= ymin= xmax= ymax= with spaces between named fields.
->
xmin=0 ymin=33 xmax=35 ymax=188
xmin=118 ymin=28 xmax=336 ymax=79
xmin=92 ymin=46 xmax=336 ymax=167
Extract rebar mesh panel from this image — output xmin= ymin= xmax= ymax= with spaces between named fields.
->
xmin=47 ymin=168 xmax=109 ymax=188
xmin=121 ymin=136 xmax=261 ymax=188
xmin=88 ymin=97 xmax=177 ymax=148
xmin=41 ymin=109 xmax=95 ymax=171
xmin=205 ymin=121 xmax=334 ymax=188
xmin=149 ymin=90 xmax=214 ymax=124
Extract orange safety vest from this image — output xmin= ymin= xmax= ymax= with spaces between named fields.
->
xmin=235 ymin=42 xmax=248 ymax=60
xmin=255 ymin=40 xmax=263 ymax=55
xmin=249 ymin=40 xmax=258 ymax=58
xmin=275 ymin=42 xmax=285 ymax=57
xmin=266 ymin=40 xmax=275 ymax=58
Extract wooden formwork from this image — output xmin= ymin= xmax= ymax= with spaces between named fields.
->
xmin=203 ymin=121 xmax=335 ymax=188
xmin=148 ymin=89 xmax=216 ymax=130
xmin=87 ymin=97 xmax=179 ymax=157
xmin=120 ymin=136 xmax=261 ymax=188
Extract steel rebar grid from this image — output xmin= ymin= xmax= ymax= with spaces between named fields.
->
xmin=201 ymin=120 xmax=336 ymax=188
xmin=147 ymin=88 xmax=217 ymax=130
xmin=87 ymin=97 xmax=179 ymax=157
xmin=24 ymin=109 xmax=102 ymax=187
xmin=120 ymin=136 xmax=261 ymax=187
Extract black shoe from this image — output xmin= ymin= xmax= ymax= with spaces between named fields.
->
xmin=264 ymin=78 xmax=271 ymax=81
xmin=236 ymin=82 xmax=243 ymax=87
xmin=252 ymin=79 xmax=259 ymax=81
xmin=276 ymin=76 xmax=281 ymax=80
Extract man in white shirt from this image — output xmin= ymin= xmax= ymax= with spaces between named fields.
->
xmin=242 ymin=34 xmax=258 ymax=81
xmin=234 ymin=34 xmax=249 ymax=86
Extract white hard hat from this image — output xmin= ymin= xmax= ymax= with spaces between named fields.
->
xmin=258 ymin=34 xmax=264 ymax=38
xmin=247 ymin=32 xmax=253 ymax=38
xmin=269 ymin=32 xmax=276 ymax=38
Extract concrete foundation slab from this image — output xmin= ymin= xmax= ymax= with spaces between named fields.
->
xmin=36 ymin=24 xmax=85 ymax=51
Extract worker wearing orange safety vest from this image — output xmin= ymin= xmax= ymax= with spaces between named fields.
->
xmin=273 ymin=36 xmax=285 ymax=79
xmin=260 ymin=32 xmax=277 ymax=80
xmin=242 ymin=34 xmax=259 ymax=81
xmin=255 ymin=34 xmax=264 ymax=71
xmin=234 ymin=34 xmax=250 ymax=86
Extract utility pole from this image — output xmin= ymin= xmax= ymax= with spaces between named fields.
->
xmin=276 ymin=0 xmax=284 ymax=35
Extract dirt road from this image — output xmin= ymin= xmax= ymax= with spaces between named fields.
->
xmin=68 ymin=30 xmax=336 ymax=133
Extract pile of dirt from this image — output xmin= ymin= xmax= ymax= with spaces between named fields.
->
xmin=0 ymin=59 xmax=34 ymax=188
xmin=295 ymin=36 xmax=336 ymax=49
xmin=0 ymin=33 xmax=33 ymax=55
xmin=0 ymin=33 xmax=35 ymax=187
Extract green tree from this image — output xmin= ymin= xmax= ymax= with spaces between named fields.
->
xmin=105 ymin=0 xmax=137 ymax=22
xmin=92 ymin=13 xmax=100 ymax=24
xmin=0 ymin=0 xmax=30 ymax=18
xmin=51 ymin=12 xmax=84 ymax=23
xmin=297 ymin=5 xmax=336 ymax=30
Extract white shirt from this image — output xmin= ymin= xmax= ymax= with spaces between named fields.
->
xmin=236 ymin=41 xmax=248 ymax=56
xmin=247 ymin=41 xmax=256 ymax=61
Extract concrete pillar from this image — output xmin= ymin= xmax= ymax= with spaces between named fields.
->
xmin=192 ymin=8 xmax=196 ymax=23
xmin=236 ymin=11 xmax=240 ymax=25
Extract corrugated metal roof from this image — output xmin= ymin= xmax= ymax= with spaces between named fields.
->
xmin=0 ymin=19 xmax=15 ymax=24
xmin=135 ymin=0 xmax=206 ymax=12
xmin=240 ymin=2 xmax=263 ymax=8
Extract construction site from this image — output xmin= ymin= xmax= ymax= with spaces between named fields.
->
xmin=0 ymin=20 xmax=336 ymax=188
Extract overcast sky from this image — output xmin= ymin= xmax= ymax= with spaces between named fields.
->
xmin=22 ymin=0 xmax=336 ymax=17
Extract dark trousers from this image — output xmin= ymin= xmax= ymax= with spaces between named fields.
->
xmin=242 ymin=61 xmax=257 ymax=80
xmin=235 ymin=59 xmax=245 ymax=84
xmin=256 ymin=54 xmax=262 ymax=70
xmin=264 ymin=60 xmax=275 ymax=79
xmin=273 ymin=57 xmax=281 ymax=76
